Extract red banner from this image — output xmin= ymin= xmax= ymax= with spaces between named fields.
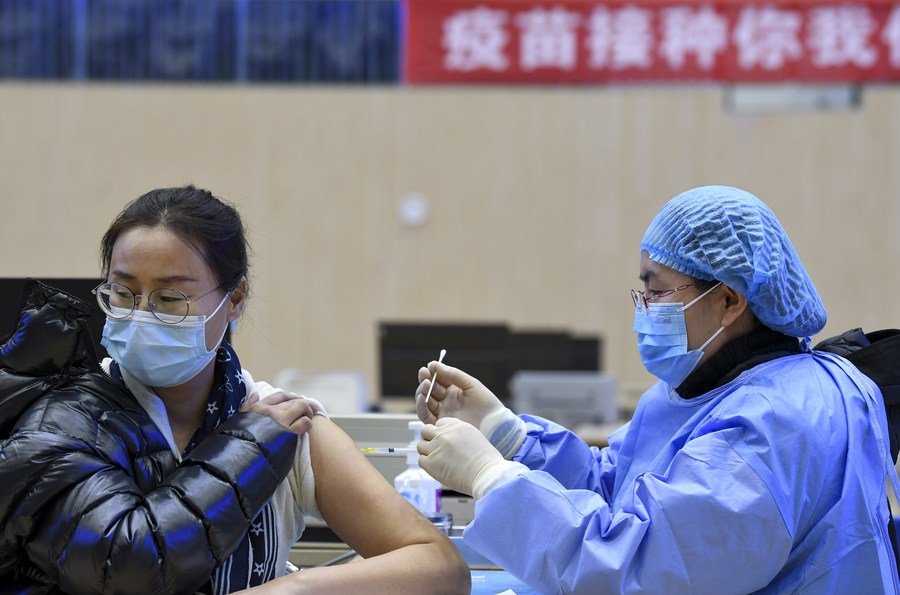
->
xmin=405 ymin=1 xmax=900 ymax=83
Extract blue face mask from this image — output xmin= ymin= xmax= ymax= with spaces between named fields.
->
xmin=633 ymin=282 xmax=726 ymax=388
xmin=101 ymin=293 xmax=230 ymax=388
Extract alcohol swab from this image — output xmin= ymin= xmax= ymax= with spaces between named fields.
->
xmin=424 ymin=349 xmax=447 ymax=405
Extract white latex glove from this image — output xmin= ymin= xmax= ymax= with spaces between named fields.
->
xmin=417 ymin=418 xmax=525 ymax=500
xmin=416 ymin=361 xmax=526 ymax=459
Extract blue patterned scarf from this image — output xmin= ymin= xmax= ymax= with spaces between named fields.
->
xmin=110 ymin=342 xmax=279 ymax=592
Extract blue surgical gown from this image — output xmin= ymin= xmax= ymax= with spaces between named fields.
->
xmin=464 ymin=352 xmax=900 ymax=594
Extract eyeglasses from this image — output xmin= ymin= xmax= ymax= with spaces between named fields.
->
xmin=92 ymin=282 xmax=223 ymax=325
xmin=630 ymin=283 xmax=694 ymax=313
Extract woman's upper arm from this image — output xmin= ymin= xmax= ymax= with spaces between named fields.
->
xmin=309 ymin=418 xmax=442 ymax=558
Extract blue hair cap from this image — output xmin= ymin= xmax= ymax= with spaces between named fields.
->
xmin=640 ymin=185 xmax=826 ymax=337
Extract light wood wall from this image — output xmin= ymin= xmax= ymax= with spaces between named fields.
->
xmin=1 ymin=83 xmax=898 ymax=407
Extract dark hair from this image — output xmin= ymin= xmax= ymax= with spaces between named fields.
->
xmin=100 ymin=186 xmax=250 ymax=293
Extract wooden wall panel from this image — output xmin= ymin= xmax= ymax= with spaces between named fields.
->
xmin=1 ymin=84 xmax=897 ymax=406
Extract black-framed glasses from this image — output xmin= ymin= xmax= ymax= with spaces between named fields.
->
xmin=92 ymin=282 xmax=222 ymax=325
xmin=630 ymin=283 xmax=694 ymax=313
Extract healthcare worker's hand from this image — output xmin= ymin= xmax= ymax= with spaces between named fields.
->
xmin=241 ymin=390 xmax=317 ymax=436
xmin=418 ymin=418 xmax=522 ymax=500
xmin=416 ymin=362 xmax=526 ymax=459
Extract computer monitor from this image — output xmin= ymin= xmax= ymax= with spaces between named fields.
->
xmin=508 ymin=330 xmax=602 ymax=373
xmin=571 ymin=336 xmax=603 ymax=371
xmin=379 ymin=322 xmax=512 ymax=399
xmin=378 ymin=322 xmax=603 ymax=402
xmin=0 ymin=278 xmax=107 ymax=359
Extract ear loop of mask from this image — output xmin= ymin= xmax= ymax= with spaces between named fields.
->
xmin=684 ymin=281 xmax=727 ymax=352
xmin=206 ymin=291 xmax=231 ymax=321
xmin=679 ymin=281 xmax=723 ymax=312
xmin=698 ymin=325 xmax=727 ymax=351
xmin=203 ymin=291 xmax=233 ymax=352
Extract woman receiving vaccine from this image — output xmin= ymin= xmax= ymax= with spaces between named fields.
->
xmin=0 ymin=186 xmax=468 ymax=594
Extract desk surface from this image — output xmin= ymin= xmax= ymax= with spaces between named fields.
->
xmin=470 ymin=570 xmax=540 ymax=594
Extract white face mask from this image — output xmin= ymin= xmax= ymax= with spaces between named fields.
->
xmin=101 ymin=293 xmax=230 ymax=387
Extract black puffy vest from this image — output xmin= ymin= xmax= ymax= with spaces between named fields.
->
xmin=0 ymin=280 xmax=297 ymax=594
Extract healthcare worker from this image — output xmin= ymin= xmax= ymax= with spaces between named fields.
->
xmin=416 ymin=186 xmax=900 ymax=594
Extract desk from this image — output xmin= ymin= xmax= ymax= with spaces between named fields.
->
xmin=470 ymin=570 xmax=540 ymax=594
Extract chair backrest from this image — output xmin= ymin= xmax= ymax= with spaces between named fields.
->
xmin=273 ymin=368 xmax=370 ymax=414
xmin=815 ymin=328 xmax=900 ymax=462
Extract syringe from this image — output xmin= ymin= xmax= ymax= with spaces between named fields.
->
xmin=359 ymin=447 xmax=416 ymax=454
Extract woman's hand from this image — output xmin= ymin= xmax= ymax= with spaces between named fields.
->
xmin=240 ymin=390 xmax=317 ymax=436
